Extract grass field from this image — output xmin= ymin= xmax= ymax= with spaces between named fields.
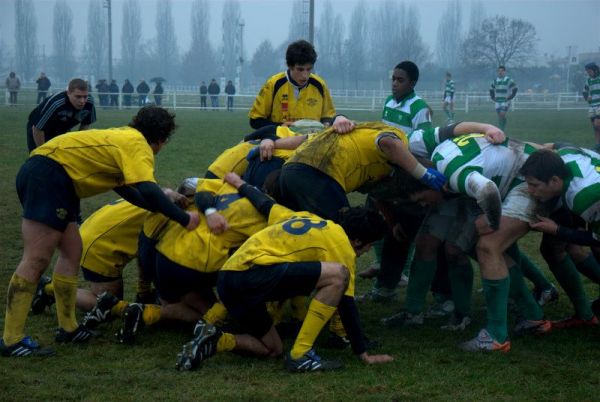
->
xmin=0 ymin=106 xmax=599 ymax=401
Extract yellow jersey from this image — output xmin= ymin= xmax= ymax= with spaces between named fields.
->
xmin=31 ymin=127 xmax=156 ymax=198
xmin=221 ymin=206 xmax=357 ymax=297
xmin=286 ymin=122 xmax=408 ymax=192
xmin=156 ymin=179 xmax=269 ymax=272
xmin=80 ymin=199 xmax=149 ymax=277
xmin=248 ymin=72 xmax=336 ymax=124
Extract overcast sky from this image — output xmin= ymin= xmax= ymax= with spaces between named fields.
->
xmin=2 ymin=0 xmax=599 ymax=64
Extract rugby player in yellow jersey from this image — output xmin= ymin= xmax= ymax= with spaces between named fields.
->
xmin=248 ymin=40 xmax=336 ymax=129
xmin=279 ymin=122 xmax=446 ymax=221
xmin=1 ymin=106 xmax=199 ymax=357
xmin=176 ymin=173 xmax=394 ymax=372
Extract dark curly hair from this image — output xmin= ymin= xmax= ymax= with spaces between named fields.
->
xmin=395 ymin=61 xmax=419 ymax=83
xmin=519 ymin=149 xmax=569 ymax=183
xmin=338 ymin=207 xmax=386 ymax=246
xmin=286 ymin=40 xmax=317 ymax=67
xmin=129 ymin=106 xmax=177 ymax=144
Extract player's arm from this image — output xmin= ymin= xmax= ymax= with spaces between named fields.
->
xmin=243 ymin=125 xmax=278 ymax=142
xmin=331 ymin=115 xmax=356 ymax=133
xmin=530 ymin=215 xmax=600 ymax=246
xmin=507 ymin=86 xmax=518 ymax=101
xmin=338 ymin=295 xmax=393 ymax=364
xmin=114 ymin=182 xmax=198 ymax=230
xmin=31 ymin=126 xmax=46 ymax=147
xmin=439 ymin=122 xmax=505 ymax=144
xmin=194 ymin=191 xmax=229 ymax=234
xmin=463 ymin=171 xmax=502 ymax=232
xmin=489 ymin=86 xmax=495 ymax=101
xmin=378 ymin=135 xmax=446 ymax=190
xmin=249 ymin=135 xmax=308 ymax=161
xmin=583 ymin=84 xmax=590 ymax=102
xmin=224 ymin=172 xmax=275 ymax=217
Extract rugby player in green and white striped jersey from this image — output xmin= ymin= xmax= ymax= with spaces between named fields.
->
xmin=442 ymin=73 xmax=455 ymax=124
xmin=489 ymin=66 xmax=518 ymax=131
xmin=583 ymin=62 xmax=600 ymax=150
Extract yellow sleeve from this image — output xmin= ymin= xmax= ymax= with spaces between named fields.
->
xmin=118 ymin=137 xmax=156 ymax=185
xmin=248 ymin=79 xmax=274 ymax=120
xmin=320 ymin=82 xmax=336 ymax=120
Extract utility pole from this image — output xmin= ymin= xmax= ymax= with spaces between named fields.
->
xmin=309 ymin=0 xmax=315 ymax=44
xmin=104 ymin=0 xmax=113 ymax=82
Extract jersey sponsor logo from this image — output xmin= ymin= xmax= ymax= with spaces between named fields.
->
xmin=306 ymin=98 xmax=318 ymax=107
xmin=282 ymin=217 xmax=327 ymax=235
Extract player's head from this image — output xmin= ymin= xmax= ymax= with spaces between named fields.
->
xmin=392 ymin=61 xmax=419 ymax=99
xmin=519 ymin=149 xmax=568 ymax=202
xmin=498 ymin=66 xmax=506 ymax=77
xmin=446 ymin=72 xmax=451 ymax=79
xmin=177 ymin=177 xmax=199 ymax=197
xmin=585 ymin=62 xmax=599 ymax=78
xmin=338 ymin=207 xmax=386 ymax=256
xmin=67 ymin=78 xmax=89 ymax=110
xmin=286 ymin=40 xmax=317 ymax=87
xmin=129 ymin=105 xmax=177 ymax=153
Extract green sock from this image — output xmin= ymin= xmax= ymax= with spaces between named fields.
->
xmin=499 ymin=117 xmax=506 ymax=131
xmin=448 ymin=261 xmax=473 ymax=317
xmin=550 ymin=256 xmax=593 ymax=320
xmin=405 ymin=260 xmax=437 ymax=315
xmin=575 ymin=254 xmax=600 ymax=284
xmin=482 ymin=277 xmax=510 ymax=343
xmin=520 ymin=251 xmax=553 ymax=291
xmin=509 ymin=265 xmax=544 ymax=321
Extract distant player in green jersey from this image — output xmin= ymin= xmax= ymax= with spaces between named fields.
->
xmin=443 ymin=72 xmax=455 ymax=124
xmin=583 ymin=62 xmax=600 ymax=150
xmin=489 ymin=66 xmax=518 ymax=131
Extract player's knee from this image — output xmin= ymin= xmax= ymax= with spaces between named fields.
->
xmin=329 ymin=264 xmax=349 ymax=292
xmin=445 ymin=244 xmax=468 ymax=265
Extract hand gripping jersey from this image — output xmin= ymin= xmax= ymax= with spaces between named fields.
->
xmin=31 ymin=127 xmax=156 ymax=198
xmin=558 ymin=148 xmax=600 ymax=238
xmin=80 ymin=199 xmax=150 ymax=277
xmin=286 ymin=122 xmax=408 ymax=193
xmin=431 ymin=134 xmax=535 ymax=198
xmin=248 ymin=71 xmax=336 ymax=124
xmin=155 ymin=179 xmax=269 ymax=272
xmin=221 ymin=206 xmax=358 ymax=297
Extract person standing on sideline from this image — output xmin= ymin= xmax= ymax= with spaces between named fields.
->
xmin=200 ymin=81 xmax=208 ymax=109
xmin=26 ymin=78 xmax=96 ymax=152
xmin=489 ymin=66 xmax=517 ymax=131
xmin=208 ymin=79 xmax=220 ymax=110
xmin=583 ymin=62 xmax=600 ymax=151
xmin=6 ymin=72 xmax=21 ymax=106
xmin=137 ymin=79 xmax=150 ymax=106
xmin=442 ymin=72 xmax=455 ymax=124
xmin=36 ymin=73 xmax=51 ymax=104
xmin=109 ymin=80 xmax=120 ymax=109
xmin=225 ymin=80 xmax=235 ymax=111
xmin=248 ymin=40 xmax=335 ymax=129
xmin=122 ymin=79 xmax=134 ymax=108
xmin=153 ymin=82 xmax=164 ymax=106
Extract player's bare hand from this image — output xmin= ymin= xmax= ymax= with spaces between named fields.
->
xmin=332 ymin=115 xmax=355 ymax=134
xmin=164 ymin=189 xmax=190 ymax=208
xmin=475 ymin=214 xmax=495 ymax=236
xmin=260 ymin=139 xmax=275 ymax=161
xmin=206 ymin=212 xmax=229 ymax=234
xmin=529 ymin=215 xmax=558 ymax=235
xmin=223 ymin=172 xmax=245 ymax=189
xmin=359 ymin=352 xmax=394 ymax=364
xmin=484 ymin=126 xmax=505 ymax=144
xmin=185 ymin=211 xmax=200 ymax=230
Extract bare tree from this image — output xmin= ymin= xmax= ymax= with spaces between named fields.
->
xmin=399 ymin=5 xmax=430 ymax=64
xmin=436 ymin=0 xmax=462 ymax=68
xmin=221 ymin=0 xmax=242 ymax=81
xmin=345 ymin=1 xmax=368 ymax=89
xmin=53 ymin=0 xmax=75 ymax=82
xmin=469 ymin=0 xmax=486 ymax=33
xmin=120 ymin=0 xmax=142 ymax=81
xmin=154 ymin=0 xmax=178 ymax=81
xmin=182 ymin=0 xmax=216 ymax=84
xmin=287 ymin=0 xmax=306 ymax=42
xmin=250 ymin=40 xmax=279 ymax=83
xmin=15 ymin=0 xmax=37 ymax=80
xmin=316 ymin=1 xmax=345 ymax=81
xmin=83 ymin=0 xmax=106 ymax=81
xmin=461 ymin=15 xmax=538 ymax=67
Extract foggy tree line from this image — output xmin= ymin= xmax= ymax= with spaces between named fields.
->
xmin=8 ymin=0 xmax=587 ymax=92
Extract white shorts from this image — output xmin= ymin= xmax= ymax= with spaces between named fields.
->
xmin=495 ymin=101 xmax=510 ymax=112
xmin=588 ymin=105 xmax=600 ymax=120
xmin=444 ymin=95 xmax=453 ymax=104
xmin=501 ymin=182 xmax=538 ymax=223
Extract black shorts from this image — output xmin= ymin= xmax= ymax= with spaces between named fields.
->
xmin=217 ymin=262 xmax=321 ymax=338
xmin=81 ymin=267 xmax=120 ymax=283
xmin=154 ymin=252 xmax=217 ymax=303
xmin=279 ymin=163 xmax=348 ymax=221
xmin=16 ymin=155 xmax=80 ymax=232
xmin=137 ymin=232 xmax=158 ymax=282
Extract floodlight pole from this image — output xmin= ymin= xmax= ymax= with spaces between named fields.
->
xmin=104 ymin=0 xmax=113 ymax=82
xmin=309 ymin=0 xmax=315 ymax=44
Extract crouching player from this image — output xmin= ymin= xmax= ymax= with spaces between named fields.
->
xmin=176 ymin=173 xmax=393 ymax=372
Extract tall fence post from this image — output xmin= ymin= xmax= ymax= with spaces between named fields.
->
xmin=172 ymin=91 xmax=176 ymax=110
xmin=465 ymin=95 xmax=469 ymax=114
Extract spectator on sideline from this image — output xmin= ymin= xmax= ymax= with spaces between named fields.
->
xmin=36 ymin=73 xmax=51 ymax=104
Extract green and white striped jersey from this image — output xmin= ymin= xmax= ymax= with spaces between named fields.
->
xmin=584 ymin=76 xmax=600 ymax=107
xmin=408 ymin=126 xmax=441 ymax=158
xmin=490 ymin=76 xmax=517 ymax=103
xmin=444 ymin=79 xmax=455 ymax=98
xmin=558 ymin=148 xmax=600 ymax=237
xmin=431 ymin=134 xmax=534 ymax=197
xmin=382 ymin=91 xmax=432 ymax=135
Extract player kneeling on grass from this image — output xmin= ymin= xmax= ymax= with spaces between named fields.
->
xmin=176 ymin=173 xmax=394 ymax=372
xmin=1 ymin=106 xmax=199 ymax=357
